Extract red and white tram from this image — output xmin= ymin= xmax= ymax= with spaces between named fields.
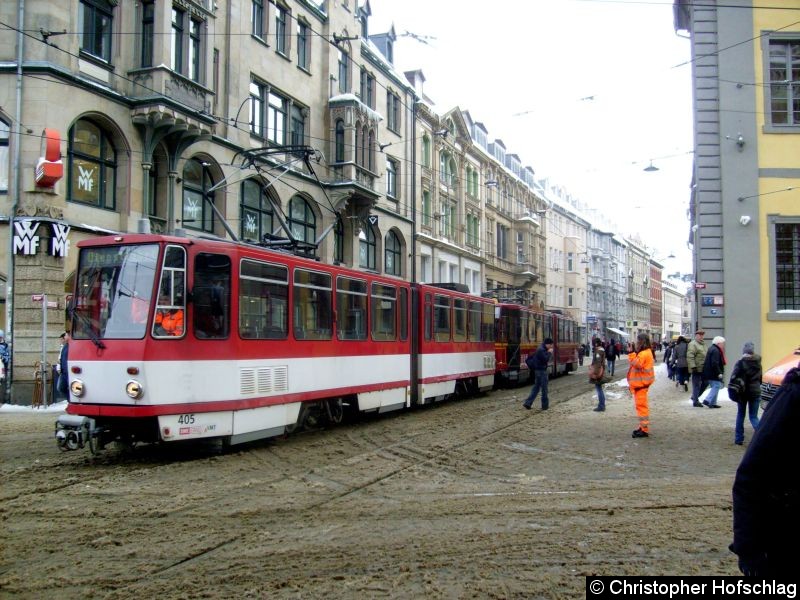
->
xmin=494 ymin=303 xmax=579 ymax=386
xmin=55 ymin=234 xmax=496 ymax=452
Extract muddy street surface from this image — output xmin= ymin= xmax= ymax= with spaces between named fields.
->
xmin=1 ymin=362 xmax=745 ymax=599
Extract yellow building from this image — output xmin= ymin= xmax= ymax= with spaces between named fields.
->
xmin=675 ymin=0 xmax=800 ymax=367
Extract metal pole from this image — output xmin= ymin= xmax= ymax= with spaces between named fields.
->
xmin=41 ymin=294 xmax=47 ymax=407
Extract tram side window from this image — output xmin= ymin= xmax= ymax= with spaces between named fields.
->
xmin=543 ymin=318 xmax=552 ymax=343
xmin=399 ymin=287 xmax=408 ymax=341
xmin=239 ymin=259 xmax=288 ymax=339
xmin=424 ymin=293 xmax=432 ymax=341
xmin=482 ymin=303 xmax=495 ymax=342
xmin=468 ymin=301 xmax=481 ymax=342
xmin=193 ymin=253 xmax=231 ymax=339
xmin=336 ymin=276 xmax=367 ymax=340
xmin=533 ymin=314 xmax=543 ymax=342
xmin=521 ymin=313 xmax=530 ymax=343
xmin=293 ymin=269 xmax=332 ymax=340
xmin=371 ymin=283 xmax=397 ymax=341
xmin=453 ymin=298 xmax=467 ymax=342
xmin=434 ymin=295 xmax=451 ymax=342
xmin=153 ymin=245 xmax=187 ymax=338
xmin=495 ymin=309 xmax=507 ymax=343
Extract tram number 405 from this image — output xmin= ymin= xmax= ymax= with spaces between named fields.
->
xmin=177 ymin=414 xmax=196 ymax=425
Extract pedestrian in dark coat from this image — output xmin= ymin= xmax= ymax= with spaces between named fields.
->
xmin=702 ymin=336 xmax=726 ymax=408
xmin=57 ymin=332 xmax=70 ymax=396
xmin=664 ymin=342 xmax=674 ymax=380
xmin=605 ymin=339 xmax=617 ymax=376
xmin=730 ymin=364 xmax=800 ymax=577
xmin=672 ymin=337 xmax=689 ymax=391
xmin=729 ymin=342 xmax=761 ymax=445
xmin=523 ymin=338 xmax=553 ymax=410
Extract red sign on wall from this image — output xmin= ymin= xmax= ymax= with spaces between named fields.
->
xmin=34 ymin=129 xmax=63 ymax=187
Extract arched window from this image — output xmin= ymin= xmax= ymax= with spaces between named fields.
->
xmin=361 ymin=125 xmax=368 ymax=168
xmin=182 ymin=158 xmax=215 ymax=232
xmin=439 ymin=151 xmax=448 ymax=184
xmin=421 ymin=134 xmax=430 ymax=168
xmin=354 ymin=122 xmax=362 ymax=166
xmin=335 ymin=120 xmax=345 ymax=163
xmin=359 ymin=225 xmax=376 ymax=270
xmin=68 ymin=118 xmax=117 ymax=209
xmin=240 ymin=179 xmax=274 ymax=241
xmin=448 ymin=157 xmax=458 ymax=188
xmin=368 ymin=129 xmax=375 ymax=171
xmin=288 ymin=195 xmax=316 ymax=245
xmin=384 ymin=230 xmax=401 ymax=276
xmin=334 ymin=216 xmax=344 ymax=263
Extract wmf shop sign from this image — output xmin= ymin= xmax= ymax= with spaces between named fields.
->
xmin=13 ymin=220 xmax=71 ymax=258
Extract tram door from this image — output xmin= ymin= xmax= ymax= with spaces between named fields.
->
xmin=506 ymin=308 xmax=522 ymax=376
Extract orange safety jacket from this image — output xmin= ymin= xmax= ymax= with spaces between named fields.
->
xmin=155 ymin=309 xmax=184 ymax=336
xmin=627 ymin=348 xmax=655 ymax=389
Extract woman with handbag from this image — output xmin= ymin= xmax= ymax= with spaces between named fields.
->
xmin=729 ymin=341 xmax=762 ymax=446
xmin=589 ymin=338 xmax=608 ymax=412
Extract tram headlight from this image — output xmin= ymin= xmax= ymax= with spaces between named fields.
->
xmin=126 ymin=380 xmax=144 ymax=400
xmin=70 ymin=379 xmax=85 ymax=398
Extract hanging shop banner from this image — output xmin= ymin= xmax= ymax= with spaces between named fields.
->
xmin=34 ymin=129 xmax=64 ymax=188
xmin=13 ymin=220 xmax=71 ymax=257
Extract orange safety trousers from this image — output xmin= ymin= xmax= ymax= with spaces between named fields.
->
xmin=632 ymin=387 xmax=650 ymax=433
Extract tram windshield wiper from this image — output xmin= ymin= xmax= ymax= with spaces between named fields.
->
xmin=68 ymin=306 xmax=106 ymax=350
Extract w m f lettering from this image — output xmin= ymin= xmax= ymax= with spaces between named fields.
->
xmin=13 ymin=221 xmax=41 ymax=256
xmin=51 ymin=223 xmax=71 ymax=257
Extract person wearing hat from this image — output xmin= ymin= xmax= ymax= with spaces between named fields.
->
xmin=702 ymin=335 xmax=727 ymax=408
xmin=687 ymin=329 xmax=708 ymax=407
xmin=523 ymin=337 xmax=554 ymax=410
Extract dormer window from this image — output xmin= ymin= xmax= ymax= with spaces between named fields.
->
xmin=385 ymin=39 xmax=393 ymax=63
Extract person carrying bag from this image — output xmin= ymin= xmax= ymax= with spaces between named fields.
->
xmin=588 ymin=338 xmax=611 ymax=412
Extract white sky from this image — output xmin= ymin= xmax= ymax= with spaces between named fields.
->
xmin=368 ymin=0 xmax=695 ymax=275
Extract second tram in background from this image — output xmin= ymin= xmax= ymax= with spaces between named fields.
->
xmin=493 ymin=302 xmax=579 ymax=387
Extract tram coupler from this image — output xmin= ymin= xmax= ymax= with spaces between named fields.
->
xmin=55 ymin=415 xmax=103 ymax=453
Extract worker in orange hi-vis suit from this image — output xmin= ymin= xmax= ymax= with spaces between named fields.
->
xmin=627 ymin=332 xmax=656 ymax=439
xmin=154 ymin=308 xmax=184 ymax=336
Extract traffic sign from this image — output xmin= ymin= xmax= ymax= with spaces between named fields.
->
xmin=694 ymin=282 xmax=706 ymax=289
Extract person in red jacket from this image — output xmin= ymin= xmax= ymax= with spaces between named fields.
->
xmin=627 ymin=333 xmax=655 ymax=438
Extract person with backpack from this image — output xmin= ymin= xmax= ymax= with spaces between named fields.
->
xmin=730 ymin=364 xmax=799 ymax=577
xmin=728 ymin=341 xmax=761 ymax=446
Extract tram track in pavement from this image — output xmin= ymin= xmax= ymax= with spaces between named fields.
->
xmin=138 ymin=369 xmax=618 ymax=581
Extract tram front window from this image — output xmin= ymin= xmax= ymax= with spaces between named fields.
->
xmin=73 ymin=245 xmax=159 ymax=340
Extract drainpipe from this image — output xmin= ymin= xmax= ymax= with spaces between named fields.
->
xmin=5 ymin=0 xmax=25 ymax=401
xmin=409 ymin=99 xmax=418 ymax=405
